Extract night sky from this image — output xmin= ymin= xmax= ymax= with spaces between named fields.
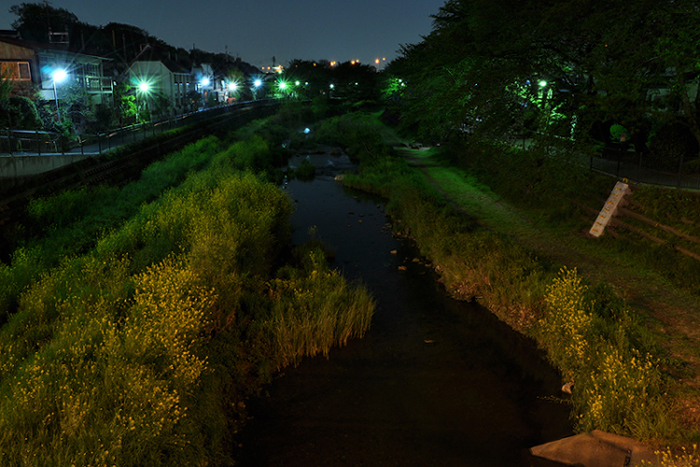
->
xmin=0 ymin=0 xmax=446 ymax=68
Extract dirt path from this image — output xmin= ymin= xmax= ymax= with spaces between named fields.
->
xmin=395 ymin=145 xmax=700 ymax=431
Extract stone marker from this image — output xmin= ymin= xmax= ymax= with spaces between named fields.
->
xmin=530 ymin=430 xmax=660 ymax=467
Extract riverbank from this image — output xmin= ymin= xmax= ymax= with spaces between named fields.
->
xmin=0 ymin=120 xmax=376 ymax=466
xmin=316 ymin=111 xmax=700 ymax=457
xmin=386 ymin=144 xmax=700 ymax=444
xmin=235 ymin=148 xmax=574 ymax=467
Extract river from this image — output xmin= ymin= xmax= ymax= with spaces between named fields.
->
xmin=234 ymin=150 xmax=573 ymax=466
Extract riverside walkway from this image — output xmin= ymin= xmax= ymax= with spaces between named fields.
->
xmin=0 ymin=100 xmax=276 ymax=180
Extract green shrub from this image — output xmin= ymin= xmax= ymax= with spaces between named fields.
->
xmin=294 ymin=158 xmax=316 ymax=180
xmin=313 ymin=112 xmax=389 ymax=166
xmin=538 ymin=268 xmax=671 ymax=438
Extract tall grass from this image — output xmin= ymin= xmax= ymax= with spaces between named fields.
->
xmin=268 ymin=248 xmax=375 ymax=369
xmin=346 ymin=153 xmax=549 ymax=330
xmin=0 ymin=129 xmax=375 ymax=465
xmin=331 ymin=111 xmax=681 ymax=442
xmin=0 ymin=136 xmax=223 ymax=320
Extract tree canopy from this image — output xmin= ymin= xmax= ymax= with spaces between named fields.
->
xmin=384 ymin=0 xmax=700 ymax=163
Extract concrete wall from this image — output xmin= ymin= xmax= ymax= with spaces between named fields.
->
xmin=0 ymin=154 xmax=93 ymax=179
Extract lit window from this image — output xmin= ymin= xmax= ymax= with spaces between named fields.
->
xmin=0 ymin=62 xmax=31 ymax=81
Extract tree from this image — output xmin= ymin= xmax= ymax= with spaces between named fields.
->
xmin=386 ymin=0 xmax=700 ymax=167
xmin=10 ymin=2 xmax=80 ymax=43
xmin=113 ymin=83 xmax=138 ymax=125
xmin=0 ymin=70 xmax=42 ymax=131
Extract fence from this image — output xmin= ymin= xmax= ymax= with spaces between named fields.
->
xmin=0 ymin=99 xmax=273 ymax=157
xmin=588 ymin=146 xmax=700 ymax=190
xmin=0 ymin=99 xmax=279 ymax=184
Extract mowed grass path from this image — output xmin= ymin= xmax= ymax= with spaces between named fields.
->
xmin=394 ymin=144 xmax=700 ymax=426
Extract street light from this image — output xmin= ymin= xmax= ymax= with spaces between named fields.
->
xmin=52 ymin=69 xmax=67 ymax=120
xmin=252 ymin=79 xmax=262 ymax=99
xmin=136 ymin=80 xmax=152 ymax=121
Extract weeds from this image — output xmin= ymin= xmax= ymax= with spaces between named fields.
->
xmin=335 ymin=110 xmax=679 ymax=442
xmin=0 ymin=122 xmax=376 ymax=465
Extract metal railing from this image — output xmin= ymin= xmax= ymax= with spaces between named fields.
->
xmin=0 ymin=99 xmax=276 ymax=157
xmin=588 ymin=146 xmax=700 ymax=190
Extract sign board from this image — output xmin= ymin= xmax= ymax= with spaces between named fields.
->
xmin=590 ymin=181 xmax=630 ymax=237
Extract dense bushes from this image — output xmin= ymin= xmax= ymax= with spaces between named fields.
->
xmin=313 ymin=112 xmax=394 ymax=167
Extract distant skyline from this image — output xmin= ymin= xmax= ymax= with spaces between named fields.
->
xmin=0 ymin=0 xmax=447 ymax=68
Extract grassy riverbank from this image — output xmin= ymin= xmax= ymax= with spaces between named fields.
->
xmin=0 ymin=118 xmax=374 ymax=466
xmin=314 ymin=111 xmax=700 ymax=451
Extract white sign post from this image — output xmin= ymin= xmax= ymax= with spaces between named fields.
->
xmin=590 ymin=181 xmax=630 ymax=237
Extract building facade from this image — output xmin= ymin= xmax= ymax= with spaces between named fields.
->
xmin=0 ymin=34 xmax=113 ymax=109
xmin=127 ymin=60 xmax=195 ymax=116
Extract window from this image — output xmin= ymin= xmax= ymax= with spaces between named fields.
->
xmin=0 ymin=61 xmax=31 ymax=81
xmin=18 ymin=62 xmax=30 ymax=80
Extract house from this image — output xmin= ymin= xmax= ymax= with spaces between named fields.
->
xmin=127 ymin=60 xmax=195 ymax=115
xmin=0 ymin=33 xmax=113 ymax=111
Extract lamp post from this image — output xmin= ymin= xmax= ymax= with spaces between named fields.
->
xmin=252 ymin=79 xmax=262 ymax=100
xmin=137 ymin=81 xmax=151 ymax=122
xmin=200 ymin=77 xmax=210 ymax=108
xmin=228 ymin=82 xmax=237 ymax=103
xmin=52 ymin=69 xmax=67 ymax=120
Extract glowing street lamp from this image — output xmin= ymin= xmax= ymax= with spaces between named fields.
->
xmin=252 ymin=79 xmax=262 ymax=99
xmin=136 ymin=80 xmax=152 ymax=121
xmin=52 ymin=69 xmax=67 ymax=120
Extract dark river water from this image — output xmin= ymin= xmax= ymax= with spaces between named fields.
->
xmin=234 ymin=152 xmax=573 ymax=467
